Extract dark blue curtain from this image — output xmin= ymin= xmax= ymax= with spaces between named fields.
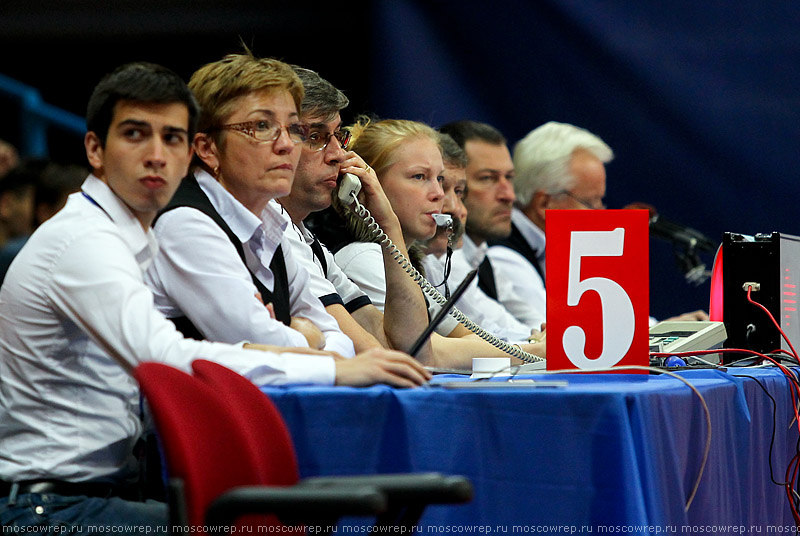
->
xmin=369 ymin=0 xmax=800 ymax=319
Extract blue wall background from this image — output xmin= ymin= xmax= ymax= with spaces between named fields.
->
xmin=367 ymin=0 xmax=800 ymax=319
xmin=2 ymin=0 xmax=798 ymax=319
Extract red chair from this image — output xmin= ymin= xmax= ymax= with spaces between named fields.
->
xmin=190 ymin=359 xmax=473 ymax=531
xmin=135 ymin=362 xmax=387 ymax=531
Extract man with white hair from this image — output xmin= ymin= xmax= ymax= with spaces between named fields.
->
xmin=486 ymin=121 xmax=611 ymax=326
xmin=489 ymin=121 xmax=706 ymax=324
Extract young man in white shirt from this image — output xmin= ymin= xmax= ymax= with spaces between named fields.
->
xmin=0 ymin=62 xmax=429 ymax=532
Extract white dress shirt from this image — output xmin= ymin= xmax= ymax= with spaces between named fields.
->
xmin=456 ymin=232 xmax=546 ymax=330
xmin=0 ymin=176 xmax=335 ymax=484
xmin=334 ymin=241 xmax=459 ymax=336
xmin=422 ymin=252 xmax=532 ymax=341
xmin=486 ymin=208 xmax=547 ymax=328
xmin=280 ymin=208 xmax=371 ymax=313
xmin=146 ymin=171 xmax=354 ymax=357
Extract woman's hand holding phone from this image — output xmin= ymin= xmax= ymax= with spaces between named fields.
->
xmin=338 ymin=151 xmax=402 ymax=235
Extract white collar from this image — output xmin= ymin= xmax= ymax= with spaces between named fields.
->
xmin=511 ymin=207 xmax=546 ymax=256
xmin=81 ymin=174 xmax=159 ymax=269
xmin=423 ymin=252 xmax=446 ymax=268
xmin=460 ymin=234 xmax=487 ymax=269
xmin=275 ymin=203 xmax=316 ymax=245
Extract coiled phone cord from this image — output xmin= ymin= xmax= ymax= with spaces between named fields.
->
xmin=350 ymin=197 xmax=544 ymax=364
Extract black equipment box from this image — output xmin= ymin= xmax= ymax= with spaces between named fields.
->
xmin=722 ymin=232 xmax=800 ymax=360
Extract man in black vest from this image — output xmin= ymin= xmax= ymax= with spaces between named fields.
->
xmin=486 ymin=121 xmax=610 ymax=328
xmin=439 ymin=120 xmax=545 ymax=332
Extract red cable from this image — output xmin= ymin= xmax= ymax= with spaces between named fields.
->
xmin=788 ymin=455 xmax=800 ymax=524
xmin=652 ymin=288 xmax=800 ymax=522
xmin=650 ymin=348 xmax=800 ymax=424
xmin=790 ymin=454 xmax=800 ymax=523
xmin=743 ymin=289 xmax=800 ymax=433
xmin=654 ymin=345 xmax=800 ymax=523
xmin=743 ymin=285 xmax=800 ymax=525
xmin=747 ymin=287 xmax=800 ymax=363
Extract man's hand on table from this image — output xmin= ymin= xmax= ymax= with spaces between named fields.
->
xmin=335 ymin=347 xmax=432 ymax=387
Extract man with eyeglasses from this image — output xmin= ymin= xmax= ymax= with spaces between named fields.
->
xmin=489 ymin=121 xmax=707 ymax=325
xmin=276 ymin=67 xmax=433 ymax=359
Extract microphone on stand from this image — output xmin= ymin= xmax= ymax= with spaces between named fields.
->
xmin=624 ymin=202 xmax=717 ymax=285
xmin=624 ymin=202 xmax=717 ymax=253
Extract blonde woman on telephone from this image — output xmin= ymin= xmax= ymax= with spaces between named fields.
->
xmin=307 ymin=117 xmax=546 ymax=369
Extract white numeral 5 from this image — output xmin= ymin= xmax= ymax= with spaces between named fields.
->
xmin=563 ymin=228 xmax=635 ymax=368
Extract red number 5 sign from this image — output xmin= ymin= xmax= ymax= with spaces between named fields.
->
xmin=546 ymin=210 xmax=649 ymax=371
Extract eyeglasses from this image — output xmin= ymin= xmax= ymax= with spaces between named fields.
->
xmin=213 ymin=120 xmax=309 ymax=144
xmin=555 ymin=190 xmax=606 ymax=210
xmin=305 ymin=129 xmax=352 ymax=152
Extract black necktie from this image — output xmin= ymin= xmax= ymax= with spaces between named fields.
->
xmin=477 ymin=257 xmax=498 ymax=300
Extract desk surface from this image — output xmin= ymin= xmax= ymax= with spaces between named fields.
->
xmin=263 ymin=367 xmax=797 ymax=527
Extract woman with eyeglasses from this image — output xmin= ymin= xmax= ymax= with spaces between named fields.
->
xmin=142 ymin=52 xmax=432 ymax=387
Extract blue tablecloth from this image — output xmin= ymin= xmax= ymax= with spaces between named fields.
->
xmin=262 ymin=367 xmax=797 ymax=527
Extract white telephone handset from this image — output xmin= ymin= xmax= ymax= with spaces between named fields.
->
xmin=337 ymin=173 xmax=362 ymax=204
xmin=431 ymin=214 xmax=453 ymax=228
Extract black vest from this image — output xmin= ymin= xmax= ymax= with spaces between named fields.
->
xmin=155 ymin=175 xmax=292 ymax=340
xmin=488 ymin=222 xmax=546 ymax=288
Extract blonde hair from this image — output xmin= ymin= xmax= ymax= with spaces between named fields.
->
xmin=346 ymin=117 xmax=441 ymax=176
xmin=332 ymin=117 xmax=441 ymax=268
xmin=188 ymin=51 xmax=304 ymax=133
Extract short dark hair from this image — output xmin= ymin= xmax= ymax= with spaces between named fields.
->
xmin=86 ymin=62 xmax=199 ymax=145
xmin=291 ymin=65 xmax=349 ymax=123
xmin=438 ymin=120 xmax=506 ymax=149
xmin=439 ymin=133 xmax=467 ymax=168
